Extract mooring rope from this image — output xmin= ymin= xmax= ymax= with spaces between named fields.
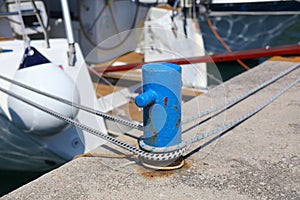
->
xmin=0 ymin=85 xmax=186 ymax=161
xmin=0 ymin=72 xmax=298 ymax=159
xmin=140 ymin=77 xmax=300 ymax=152
xmin=0 ymin=74 xmax=143 ymax=130
xmin=182 ymin=62 xmax=300 ymax=124
xmin=2 ymin=63 xmax=298 ymax=133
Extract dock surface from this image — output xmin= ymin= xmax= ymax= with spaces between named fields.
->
xmin=2 ymin=60 xmax=299 ymax=200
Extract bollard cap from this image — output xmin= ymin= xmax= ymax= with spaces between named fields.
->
xmin=142 ymin=62 xmax=181 ymax=73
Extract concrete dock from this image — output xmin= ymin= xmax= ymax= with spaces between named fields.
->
xmin=2 ymin=60 xmax=299 ymax=200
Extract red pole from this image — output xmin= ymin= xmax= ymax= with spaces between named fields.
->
xmin=91 ymin=44 xmax=300 ymax=74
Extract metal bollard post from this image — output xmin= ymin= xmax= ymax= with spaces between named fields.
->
xmin=135 ymin=62 xmax=183 ymax=169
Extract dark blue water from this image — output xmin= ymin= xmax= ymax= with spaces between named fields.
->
xmin=0 ymin=171 xmax=45 ymax=196
xmin=0 ymin=15 xmax=299 ymax=198
xmin=206 ymin=15 xmax=300 ymax=82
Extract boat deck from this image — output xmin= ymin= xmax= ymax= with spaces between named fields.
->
xmin=2 ymin=59 xmax=299 ymax=200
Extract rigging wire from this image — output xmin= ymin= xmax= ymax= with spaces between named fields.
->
xmin=87 ymin=3 xmax=106 ymax=33
xmin=77 ymin=0 xmax=140 ymax=51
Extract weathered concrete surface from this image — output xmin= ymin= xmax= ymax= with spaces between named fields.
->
xmin=2 ymin=61 xmax=299 ymax=200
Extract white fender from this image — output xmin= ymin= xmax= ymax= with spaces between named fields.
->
xmin=8 ymin=47 xmax=80 ymax=136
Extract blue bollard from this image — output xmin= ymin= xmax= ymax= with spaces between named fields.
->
xmin=135 ymin=62 xmax=182 ymax=149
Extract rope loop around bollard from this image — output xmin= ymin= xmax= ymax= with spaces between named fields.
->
xmin=0 ymin=63 xmax=298 ymax=162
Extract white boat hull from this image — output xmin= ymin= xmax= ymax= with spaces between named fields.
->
xmin=0 ymin=39 xmax=107 ymax=171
